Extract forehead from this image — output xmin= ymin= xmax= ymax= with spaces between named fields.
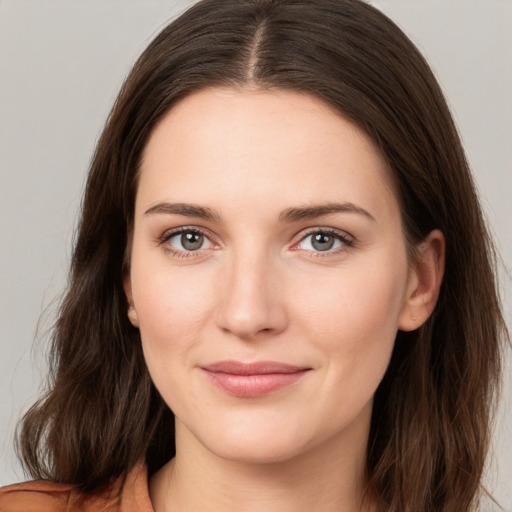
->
xmin=137 ymin=87 xmax=398 ymax=223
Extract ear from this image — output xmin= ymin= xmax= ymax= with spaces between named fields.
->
xmin=123 ymin=274 xmax=139 ymax=328
xmin=398 ymin=229 xmax=445 ymax=331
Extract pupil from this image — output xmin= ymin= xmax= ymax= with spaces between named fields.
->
xmin=181 ymin=232 xmax=203 ymax=251
xmin=312 ymin=233 xmax=334 ymax=251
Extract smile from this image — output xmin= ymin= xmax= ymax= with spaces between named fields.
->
xmin=200 ymin=361 xmax=311 ymax=398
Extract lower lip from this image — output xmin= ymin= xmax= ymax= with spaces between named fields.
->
xmin=203 ymin=370 xmax=309 ymax=398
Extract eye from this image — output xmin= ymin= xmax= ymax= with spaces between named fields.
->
xmin=161 ymin=228 xmax=215 ymax=255
xmin=294 ymin=229 xmax=353 ymax=254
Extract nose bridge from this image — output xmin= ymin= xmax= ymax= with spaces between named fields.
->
xmin=215 ymin=241 xmax=287 ymax=339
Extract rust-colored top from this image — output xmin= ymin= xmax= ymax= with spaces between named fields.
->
xmin=0 ymin=463 xmax=154 ymax=512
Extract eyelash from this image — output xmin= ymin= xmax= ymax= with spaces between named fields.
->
xmin=158 ymin=226 xmax=354 ymax=259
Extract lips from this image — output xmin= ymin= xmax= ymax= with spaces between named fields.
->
xmin=200 ymin=360 xmax=311 ymax=398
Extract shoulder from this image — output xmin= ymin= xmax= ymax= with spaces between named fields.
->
xmin=0 ymin=479 xmax=74 ymax=512
xmin=0 ymin=463 xmax=153 ymax=512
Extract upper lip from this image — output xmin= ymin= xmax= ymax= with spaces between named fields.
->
xmin=201 ymin=360 xmax=310 ymax=375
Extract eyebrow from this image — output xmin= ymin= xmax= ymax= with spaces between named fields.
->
xmin=278 ymin=202 xmax=376 ymax=223
xmin=144 ymin=201 xmax=375 ymax=223
xmin=144 ymin=202 xmax=221 ymax=222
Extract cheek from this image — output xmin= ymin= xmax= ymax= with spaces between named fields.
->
xmin=290 ymin=252 xmax=408 ymax=374
xmin=130 ymin=264 xmax=217 ymax=370
xmin=287 ymin=261 xmax=406 ymax=427
xmin=298 ymin=274 xmax=404 ymax=336
xmin=131 ymin=269 xmax=219 ymax=421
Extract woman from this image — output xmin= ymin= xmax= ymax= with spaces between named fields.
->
xmin=0 ymin=0 xmax=507 ymax=511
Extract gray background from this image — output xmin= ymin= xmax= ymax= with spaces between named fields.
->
xmin=1 ymin=0 xmax=510 ymax=508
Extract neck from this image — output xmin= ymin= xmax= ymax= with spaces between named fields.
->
xmin=150 ymin=413 xmax=375 ymax=512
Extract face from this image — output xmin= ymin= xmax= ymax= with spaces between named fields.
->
xmin=125 ymin=87 xmax=417 ymax=465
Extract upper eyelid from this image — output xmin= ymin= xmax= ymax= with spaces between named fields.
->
xmin=160 ymin=225 xmax=215 ymax=241
xmin=160 ymin=225 xmax=352 ymax=238
xmin=294 ymin=226 xmax=353 ymax=242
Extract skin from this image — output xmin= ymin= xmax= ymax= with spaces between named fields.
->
xmin=124 ymin=87 xmax=444 ymax=512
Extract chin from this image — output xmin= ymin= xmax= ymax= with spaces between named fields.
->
xmin=182 ymin=415 xmax=313 ymax=465
xmin=208 ymin=435 xmax=309 ymax=466
xmin=190 ymin=414 xmax=350 ymax=468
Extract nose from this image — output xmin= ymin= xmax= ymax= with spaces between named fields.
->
xmin=214 ymin=249 xmax=289 ymax=341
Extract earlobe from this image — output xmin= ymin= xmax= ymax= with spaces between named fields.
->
xmin=123 ymin=274 xmax=139 ymax=328
xmin=127 ymin=306 xmax=139 ymax=328
xmin=398 ymin=229 xmax=445 ymax=331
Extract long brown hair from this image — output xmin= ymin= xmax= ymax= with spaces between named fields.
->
xmin=17 ymin=1 xmax=507 ymax=510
